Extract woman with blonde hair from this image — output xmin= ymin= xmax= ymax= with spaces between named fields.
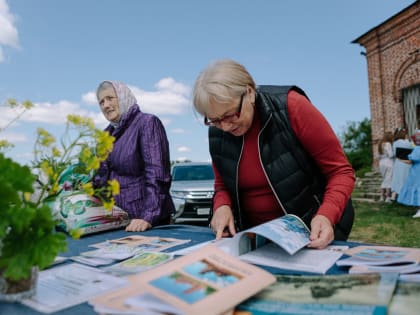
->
xmin=193 ymin=59 xmax=355 ymax=249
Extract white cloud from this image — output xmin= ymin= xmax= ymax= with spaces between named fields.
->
xmin=171 ymin=128 xmax=186 ymax=134
xmin=155 ymin=77 xmax=190 ymax=95
xmin=130 ymin=78 xmax=190 ymax=115
xmin=81 ymin=91 xmax=97 ymax=105
xmin=20 ymin=100 xmax=88 ymax=124
xmin=0 ymin=131 xmax=27 ymax=142
xmin=0 ymin=0 xmax=19 ymax=62
xmin=0 ymin=99 xmax=108 ymax=129
xmin=177 ymin=146 xmax=190 ymax=152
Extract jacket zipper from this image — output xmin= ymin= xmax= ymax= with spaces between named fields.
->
xmin=257 ymin=113 xmax=288 ymax=215
xmin=236 ymin=136 xmax=245 ymax=229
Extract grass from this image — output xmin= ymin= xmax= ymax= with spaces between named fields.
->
xmin=349 ymin=200 xmax=420 ymax=248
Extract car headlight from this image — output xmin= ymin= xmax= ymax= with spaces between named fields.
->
xmin=170 ymin=190 xmax=189 ymax=198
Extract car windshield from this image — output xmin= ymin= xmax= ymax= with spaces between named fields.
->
xmin=172 ymin=165 xmax=214 ymax=181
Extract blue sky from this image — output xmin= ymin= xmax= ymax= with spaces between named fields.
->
xmin=0 ymin=0 xmax=415 ymax=165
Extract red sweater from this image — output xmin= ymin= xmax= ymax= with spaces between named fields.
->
xmin=212 ymin=90 xmax=355 ymax=226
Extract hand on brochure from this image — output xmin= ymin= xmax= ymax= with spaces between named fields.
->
xmin=308 ymin=214 xmax=334 ymax=249
xmin=210 ymin=205 xmax=236 ymax=240
xmin=125 ymin=218 xmax=152 ymax=232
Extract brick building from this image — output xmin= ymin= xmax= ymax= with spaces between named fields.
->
xmin=352 ymin=1 xmax=419 ymax=166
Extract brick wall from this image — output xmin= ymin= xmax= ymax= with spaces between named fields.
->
xmin=353 ymin=1 xmax=420 ymax=167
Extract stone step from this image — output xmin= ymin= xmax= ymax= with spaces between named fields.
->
xmin=352 ymin=197 xmax=377 ymax=203
xmin=352 ymin=170 xmax=383 ymax=203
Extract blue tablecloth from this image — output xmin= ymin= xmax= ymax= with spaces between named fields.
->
xmin=0 ymin=224 xmax=355 ymax=315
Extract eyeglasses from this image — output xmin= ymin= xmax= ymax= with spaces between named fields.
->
xmin=204 ymin=93 xmax=245 ymax=126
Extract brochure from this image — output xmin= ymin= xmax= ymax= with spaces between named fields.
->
xmin=336 ymin=245 xmax=420 ymax=274
xmin=91 ymin=235 xmax=190 ymax=252
xmin=236 ymin=273 xmax=399 ymax=315
xmin=90 ymin=244 xmax=275 ymax=315
xmin=103 ymin=251 xmax=174 ymax=277
xmin=80 ymin=243 xmax=142 ymax=260
xmin=21 ymin=263 xmax=128 ymax=314
xmin=215 ymin=214 xmax=342 ymax=274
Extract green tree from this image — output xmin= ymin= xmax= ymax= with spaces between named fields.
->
xmin=340 ymin=118 xmax=372 ymax=175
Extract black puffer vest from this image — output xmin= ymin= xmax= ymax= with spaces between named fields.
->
xmin=209 ymin=85 xmax=354 ymax=240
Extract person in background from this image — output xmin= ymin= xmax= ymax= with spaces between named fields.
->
xmin=397 ymin=129 xmax=420 ymax=218
xmin=93 ymin=80 xmax=175 ymax=231
xmin=192 ymin=59 xmax=355 ymax=249
xmin=377 ymin=131 xmax=394 ymax=203
xmin=390 ymin=128 xmax=412 ymax=201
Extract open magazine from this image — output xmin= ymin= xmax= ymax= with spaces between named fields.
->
xmin=215 ymin=214 xmax=343 ymax=274
xmin=89 ymin=244 xmax=276 ymax=315
xmin=336 ymin=245 xmax=420 ymax=275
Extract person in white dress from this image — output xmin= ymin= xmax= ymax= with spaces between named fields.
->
xmin=377 ymin=131 xmax=394 ymax=202
xmin=390 ymin=128 xmax=413 ymax=201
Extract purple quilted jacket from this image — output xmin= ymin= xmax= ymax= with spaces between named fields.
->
xmin=94 ymin=105 xmax=175 ymax=226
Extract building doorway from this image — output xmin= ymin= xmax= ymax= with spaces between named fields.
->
xmin=403 ymin=84 xmax=420 ymax=136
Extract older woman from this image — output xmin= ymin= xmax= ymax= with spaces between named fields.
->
xmin=94 ymin=80 xmax=174 ymax=232
xmin=193 ymin=59 xmax=355 ymax=249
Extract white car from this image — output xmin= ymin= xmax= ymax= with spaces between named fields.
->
xmin=170 ymin=162 xmax=214 ymax=223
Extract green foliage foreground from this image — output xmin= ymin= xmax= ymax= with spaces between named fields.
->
xmin=0 ymin=154 xmax=67 ymax=280
xmin=350 ymin=201 xmax=420 ymax=248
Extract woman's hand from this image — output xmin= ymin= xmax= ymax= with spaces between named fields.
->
xmin=308 ymin=215 xmax=334 ymax=249
xmin=125 ymin=219 xmax=152 ymax=232
xmin=210 ymin=205 xmax=236 ymax=240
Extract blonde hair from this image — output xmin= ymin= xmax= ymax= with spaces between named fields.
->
xmin=193 ymin=59 xmax=256 ymax=115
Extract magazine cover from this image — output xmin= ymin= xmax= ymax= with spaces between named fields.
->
xmin=236 ymin=273 xmax=398 ymax=315
xmin=90 ymin=244 xmax=276 ymax=315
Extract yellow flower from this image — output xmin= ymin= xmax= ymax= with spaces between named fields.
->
xmin=67 ymin=114 xmax=81 ymax=125
xmin=36 ymin=128 xmax=56 ymax=147
xmin=7 ymin=98 xmax=17 ymax=107
xmin=87 ymin=156 xmax=100 ymax=170
xmin=22 ymin=100 xmax=34 ymax=110
xmin=52 ymin=147 xmax=61 ymax=157
xmin=50 ymin=182 xmax=59 ymax=195
xmin=40 ymin=160 xmax=54 ymax=177
xmin=0 ymin=139 xmax=13 ymax=149
xmin=82 ymin=182 xmax=94 ymax=196
xmin=108 ymin=179 xmax=120 ymax=195
xmin=95 ymin=131 xmax=114 ymax=158
xmin=79 ymin=147 xmax=92 ymax=163
xmin=69 ymin=228 xmax=83 ymax=239
xmin=23 ymin=192 xmax=32 ymax=202
xmin=103 ymin=199 xmax=115 ymax=211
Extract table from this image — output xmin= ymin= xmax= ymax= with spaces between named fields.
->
xmin=0 ymin=224 xmax=354 ymax=315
